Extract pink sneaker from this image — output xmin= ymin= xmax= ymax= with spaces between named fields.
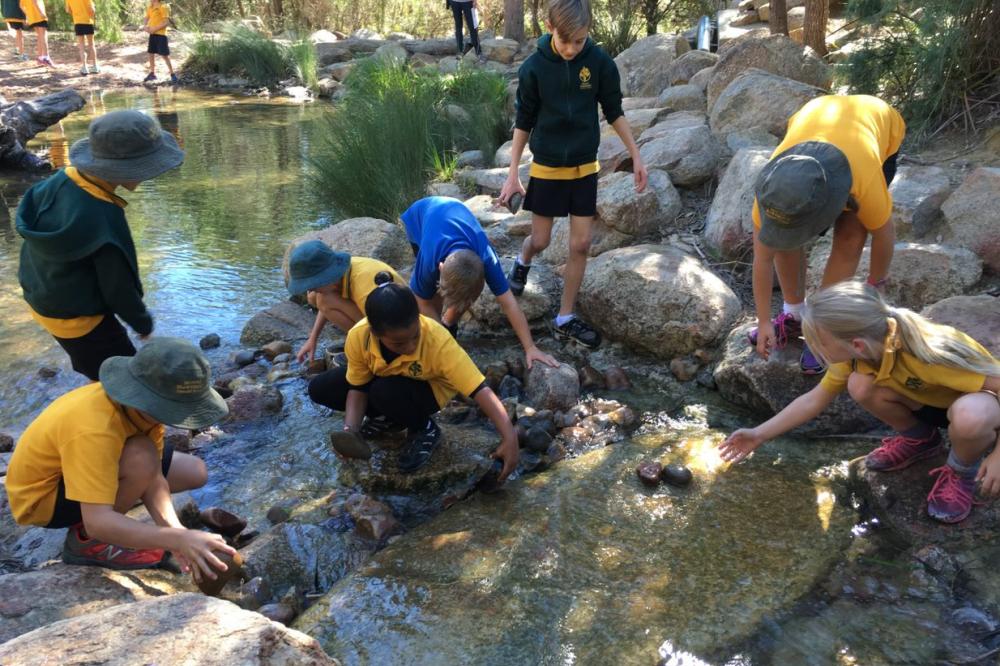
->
xmin=747 ymin=311 xmax=802 ymax=349
xmin=864 ymin=431 xmax=944 ymax=472
xmin=926 ymin=465 xmax=977 ymax=523
xmin=37 ymin=55 xmax=55 ymax=67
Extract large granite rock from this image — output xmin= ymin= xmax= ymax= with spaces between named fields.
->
xmin=703 ymin=147 xmax=772 ymax=259
xmin=526 ymin=362 xmax=580 ymax=412
xmin=888 ymin=165 xmax=954 ymax=239
xmin=665 ymin=49 xmax=719 ymax=85
xmin=539 ymin=217 xmax=631 ymax=265
xmin=706 ymin=33 xmax=831 ymax=111
xmin=469 ymin=257 xmax=561 ymax=327
xmin=713 ymin=324 xmax=881 ymax=435
xmin=240 ymin=301 xmax=320 ymax=346
xmin=656 ymin=84 xmax=707 ymax=113
xmin=806 ymin=240 xmax=983 ymax=311
xmin=295 ymin=428 xmax=855 ymax=663
xmin=922 ymin=294 xmax=1000 ymax=355
xmin=597 ymin=133 xmax=630 ymax=177
xmin=940 ymin=167 xmax=1000 ymax=272
xmin=0 ymin=593 xmax=337 ymax=664
xmin=578 ymin=245 xmax=741 ymax=358
xmin=480 ymin=37 xmax=520 ymax=64
xmin=636 ymin=118 xmax=722 ymax=187
xmin=614 ymin=33 xmax=691 ymax=97
xmin=596 ymin=168 xmax=682 ymax=236
xmin=709 ymin=68 xmax=826 ymax=139
xmin=282 ymin=217 xmax=412 ymax=280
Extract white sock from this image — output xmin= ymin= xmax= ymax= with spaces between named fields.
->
xmin=516 ymin=253 xmax=531 ymax=267
xmin=783 ymin=302 xmax=803 ymax=320
xmin=555 ymin=313 xmax=575 ymax=327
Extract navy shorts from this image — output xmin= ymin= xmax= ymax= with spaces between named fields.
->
xmin=914 ymin=405 xmax=950 ymax=429
xmin=74 ymin=23 xmax=94 ymax=35
xmin=524 ymin=172 xmax=598 ymax=218
xmin=26 ymin=20 xmax=47 ymax=29
xmin=148 ymin=33 xmax=169 ymax=56
xmin=53 ymin=315 xmax=137 ymax=382
xmin=5 ymin=20 xmax=23 ymax=30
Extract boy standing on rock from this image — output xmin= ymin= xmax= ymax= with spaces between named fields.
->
xmin=747 ymin=94 xmax=905 ymax=374
xmin=6 ymin=339 xmax=237 ymax=579
xmin=499 ymin=0 xmax=647 ymax=350
xmin=16 ymin=110 xmax=184 ymax=380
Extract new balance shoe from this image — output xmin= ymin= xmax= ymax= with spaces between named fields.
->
xmin=747 ymin=311 xmax=802 ymax=349
xmin=552 ymin=316 xmax=601 ymax=349
xmin=864 ymin=430 xmax=944 ymax=472
xmin=507 ymin=260 xmax=531 ymax=297
xmin=62 ymin=523 xmax=167 ymax=570
xmin=398 ymin=419 xmax=442 ymax=473
xmin=926 ymin=465 xmax=977 ymax=523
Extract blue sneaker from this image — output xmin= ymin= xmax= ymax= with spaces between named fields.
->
xmin=800 ymin=342 xmax=826 ymax=374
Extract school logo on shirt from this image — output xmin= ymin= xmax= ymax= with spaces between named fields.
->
xmin=579 ymin=66 xmax=592 ymax=90
xmin=905 ymin=376 xmax=924 ymax=391
xmin=408 ymin=361 xmax=423 ymax=377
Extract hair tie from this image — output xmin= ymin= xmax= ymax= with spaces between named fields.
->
xmin=377 ymin=281 xmax=393 ymax=289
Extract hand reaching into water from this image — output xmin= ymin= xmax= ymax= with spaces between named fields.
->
xmin=296 ymin=338 xmax=317 ymax=364
xmin=718 ymin=428 xmax=764 ymax=464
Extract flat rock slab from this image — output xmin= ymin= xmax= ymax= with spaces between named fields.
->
xmin=296 ymin=429 xmax=855 ymax=663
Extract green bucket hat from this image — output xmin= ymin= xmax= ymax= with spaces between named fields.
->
xmin=287 ymin=240 xmax=351 ymax=296
xmin=69 ymin=110 xmax=185 ymax=183
xmin=755 ymin=141 xmax=853 ymax=251
xmin=99 ymin=337 xmax=229 ymax=429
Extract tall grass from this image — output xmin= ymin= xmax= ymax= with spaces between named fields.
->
xmin=287 ymin=38 xmax=318 ymax=90
xmin=183 ymin=26 xmax=314 ymax=88
xmin=310 ymin=59 xmax=511 ymax=221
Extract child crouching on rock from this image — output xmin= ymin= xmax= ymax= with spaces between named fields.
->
xmin=307 ymin=272 xmax=520 ymax=479
xmin=719 ymin=281 xmax=1000 ymax=524
xmin=5 ymin=339 xmax=237 ymax=579
xmin=286 ymin=240 xmax=403 ymax=364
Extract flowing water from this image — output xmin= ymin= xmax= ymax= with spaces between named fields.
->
xmin=0 ymin=91 xmax=994 ymax=665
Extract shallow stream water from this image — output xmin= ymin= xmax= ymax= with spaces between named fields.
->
xmin=0 ymin=91 xmax=994 ymax=665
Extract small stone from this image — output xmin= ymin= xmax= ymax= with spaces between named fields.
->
xmin=0 ymin=433 xmax=13 ymax=453
xmin=266 ymin=506 xmax=291 ymax=525
xmin=476 ymin=459 xmax=505 ymax=494
xmin=37 ymin=366 xmax=59 ymax=379
xmin=233 ymin=350 xmax=256 ymax=367
xmin=507 ymin=358 xmax=525 ymax=381
xmin=578 ymin=365 xmax=607 ymax=390
xmin=636 ymin=461 xmax=663 ymax=487
xmin=233 ymin=529 xmax=259 ymax=549
xmin=607 ymin=406 xmax=639 ymax=430
xmin=604 ymin=367 xmax=631 ymax=390
xmin=670 ymin=357 xmax=700 ymax=382
xmin=519 ymin=450 xmax=544 ymax=473
xmin=484 ymin=362 xmax=509 ymax=391
xmin=693 ymin=348 xmax=713 ymax=364
xmin=306 ymin=359 xmax=327 ymax=375
xmin=238 ymin=576 xmax=271 ymax=610
xmin=164 ymin=426 xmax=192 ymax=453
xmin=544 ymin=441 xmax=567 ymax=465
xmin=526 ymin=362 xmax=581 ymax=412
xmin=258 ymin=602 xmax=296 ymax=625
xmin=199 ymin=507 xmax=248 ymax=538
xmin=525 ymin=426 xmax=553 ymax=453
xmin=660 ymin=464 xmax=693 ymax=487
xmin=498 ymin=375 xmax=524 ymax=401
xmin=199 ymin=333 xmax=221 ymax=350
xmin=272 ymin=353 xmax=292 ymax=365
xmin=197 ymin=551 xmax=246 ymax=597
xmin=261 ymin=340 xmax=292 ymax=361
xmin=345 ymin=493 xmax=401 ymax=541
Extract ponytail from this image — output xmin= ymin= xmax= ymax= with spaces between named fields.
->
xmin=365 ymin=271 xmax=419 ymax=334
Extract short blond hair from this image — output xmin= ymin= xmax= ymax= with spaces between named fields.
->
xmin=548 ymin=0 xmax=592 ymax=37
xmin=439 ymin=249 xmax=485 ymax=315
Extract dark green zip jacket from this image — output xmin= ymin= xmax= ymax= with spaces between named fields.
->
xmin=1 ymin=0 xmax=25 ymax=21
xmin=16 ymin=170 xmax=153 ymax=336
xmin=514 ymin=34 xmax=624 ymax=168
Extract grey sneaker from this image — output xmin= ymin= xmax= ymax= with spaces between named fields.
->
xmin=508 ymin=260 xmax=530 ymax=296
xmin=553 ymin=316 xmax=601 ymax=349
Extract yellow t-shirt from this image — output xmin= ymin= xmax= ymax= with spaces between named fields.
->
xmin=6 ymin=383 xmax=165 ymax=526
xmin=19 ymin=0 xmax=45 ymax=25
xmin=753 ymin=95 xmax=906 ymax=233
xmin=65 ymin=0 xmax=92 ymax=25
xmin=345 ymin=314 xmax=486 ymax=408
xmin=341 ymin=257 xmax=403 ymax=314
xmin=819 ymin=320 xmax=992 ymax=408
xmin=27 ymin=168 xmax=127 ymax=339
xmin=146 ymin=2 xmax=168 ymax=35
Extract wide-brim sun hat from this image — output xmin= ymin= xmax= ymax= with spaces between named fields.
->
xmin=755 ymin=141 xmax=853 ymax=251
xmin=99 ymin=337 xmax=229 ymax=430
xmin=69 ymin=109 xmax=185 ymax=182
xmin=287 ymin=240 xmax=351 ymax=296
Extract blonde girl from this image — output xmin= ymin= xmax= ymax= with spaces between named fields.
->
xmin=720 ymin=281 xmax=1000 ymax=524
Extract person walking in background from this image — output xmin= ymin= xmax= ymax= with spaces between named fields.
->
xmin=19 ymin=0 xmax=51 ymax=66
xmin=2 ymin=0 xmax=27 ymax=61
xmin=447 ymin=0 xmax=482 ymax=61
xmin=66 ymin=0 xmax=98 ymax=75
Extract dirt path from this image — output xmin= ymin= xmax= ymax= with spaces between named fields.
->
xmin=2 ymin=28 xmax=192 ymax=99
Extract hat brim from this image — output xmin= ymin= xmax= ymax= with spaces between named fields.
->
xmin=99 ymin=356 xmax=229 ymax=429
xmin=69 ymin=131 xmax=185 ymax=183
xmin=287 ymin=262 xmax=349 ymax=296
xmin=757 ymin=142 xmax=853 ymax=251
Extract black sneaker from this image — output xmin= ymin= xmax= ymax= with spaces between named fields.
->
xmin=508 ymin=260 xmax=531 ymax=296
xmin=360 ymin=415 xmax=406 ymax=439
xmin=553 ymin=317 xmax=601 ymax=349
xmin=398 ymin=419 xmax=442 ymax=473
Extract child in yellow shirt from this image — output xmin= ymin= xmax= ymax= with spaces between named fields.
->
xmin=19 ymin=0 xmax=51 ymax=65
xmin=142 ymin=0 xmax=176 ymax=84
xmin=65 ymin=0 xmax=97 ymax=75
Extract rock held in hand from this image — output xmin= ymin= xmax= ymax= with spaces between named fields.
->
xmin=199 ymin=507 xmax=248 ymax=538
xmin=660 ymin=464 xmax=693 ymax=487
xmin=636 ymin=461 xmax=663 ymax=487
xmin=197 ymin=551 xmax=246 ymax=597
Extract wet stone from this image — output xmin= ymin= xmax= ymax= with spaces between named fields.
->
xmin=579 ymin=365 xmax=607 ymax=390
xmin=196 ymin=551 xmax=246 ymax=597
xmin=483 ymin=362 xmax=509 ymax=391
xmin=199 ymin=507 xmax=248 ymax=538
xmin=524 ymin=426 xmax=553 ymax=453
xmin=233 ymin=350 xmax=256 ymax=367
xmin=519 ymin=450 xmax=544 ymax=474
xmin=37 ymin=366 xmax=59 ymax=379
xmin=266 ymin=506 xmax=291 ymax=525
xmin=272 ymin=353 xmax=292 ymax=365
xmin=475 ymin=459 xmax=505 ymax=494
xmin=604 ymin=367 xmax=631 ymax=390
xmin=233 ymin=529 xmax=259 ymax=549
xmin=199 ymin=333 xmax=221 ymax=350
xmin=670 ymin=356 xmax=700 ymax=382
xmin=636 ymin=461 xmax=663 ymax=487
xmin=0 ymin=433 xmax=13 ymax=453
xmin=498 ymin=375 xmax=524 ymax=401
xmin=261 ymin=340 xmax=293 ymax=360
xmin=660 ymin=464 xmax=693 ymax=487
xmin=258 ymin=602 xmax=297 ymax=625
xmin=306 ymin=359 xmax=327 ymax=375
xmin=507 ymin=358 xmax=525 ymax=381
xmin=231 ymin=576 xmax=271 ymax=610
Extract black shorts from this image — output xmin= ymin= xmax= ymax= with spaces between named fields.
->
xmin=882 ymin=152 xmax=898 ymax=187
xmin=148 ymin=33 xmax=169 ymax=56
xmin=45 ymin=443 xmax=175 ymax=529
xmin=26 ymin=20 xmax=47 ymax=29
xmin=6 ymin=20 xmax=23 ymax=30
xmin=914 ymin=405 xmax=950 ymax=429
xmin=53 ymin=315 xmax=137 ymax=382
xmin=74 ymin=23 xmax=94 ymax=35
xmin=523 ymin=172 xmax=598 ymax=218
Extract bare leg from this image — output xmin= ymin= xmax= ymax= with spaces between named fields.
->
xmin=560 ymin=214 xmax=592 ymax=317
xmin=947 ymin=393 xmax=1000 ymax=465
xmin=148 ymin=52 xmax=155 ymax=76
xmin=163 ymin=55 xmax=174 ymax=75
xmin=821 ymin=212 xmax=869 ymax=288
xmin=847 ymin=372 xmax=922 ymax=432
xmin=519 ymin=213 xmax=553 ymax=264
xmin=772 ymin=247 xmax=806 ymax=305
xmin=112 ymin=436 xmax=161 ymax=514
xmin=16 ymin=27 xmax=24 ymax=54
xmin=165 ymin=451 xmax=208 ymax=492
xmin=76 ymin=34 xmax=85 ymax=67
xmin=87 ymin=34 xmax=98 ymax=68
xmin=37 ymin=26 xmax=48 ymax=58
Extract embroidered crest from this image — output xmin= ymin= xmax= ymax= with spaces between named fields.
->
xmin=408 ymin=361 xmax=423 ymax=377
xmin=904 ymin=376 xmax=924 ymax=391
xmin=579 ymin=66 xmax=592 ymax=90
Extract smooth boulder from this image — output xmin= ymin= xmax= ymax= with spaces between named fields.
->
xmin=526 ymin=362 xmax=581 ymax=412
xmin=595 ymin=168 xmax=682 ymax=237
xmin=282 ymin=217 xmax=411 ymax=282
xmin=656 ymin=84 xmax=707 ymax=113
xmin=469 ymin=258 xmax=561 ymax=327
xmin=922 ymin=294 xmax=1000 ymax=356
xmin=888 ymin=165 xmax=953 ymax=239
xmin=703 ymin=147 xmax=772 ymax=259
xmin=940 ymin=167 xmax=1000 ymax=272
xmin=241 ymin=301 xmax=321 ymax=346
xmin=709 ymin=68 xmax=826 ymax=139
xmin=665 ymin=49 xmax=718 ymax=85
xmin=614 ymin=33 xmax=691 ymax=97
xmin=635 ymin=119 xmax=722 ymax=187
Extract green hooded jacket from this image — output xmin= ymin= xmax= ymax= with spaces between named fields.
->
xmin=514 ymin=34 xmax=625 ymax=168
xmin=16 ymin=170 xmax=153 ymax=336
xmin=1 ymin=0 xmax=25 ymax=21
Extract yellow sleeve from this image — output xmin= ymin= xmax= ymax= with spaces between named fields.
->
xmin=818 ymin=361 xmax=851 ymax=395
xmin=345 ymin=327 xmax=374 ymax=387
xmin=751 ymin=197 xmax=762 ymax=230
xmin=435 ymin=334 xmax=486 ymax=397
xmin=61 ymin=433 xmax=123 ymax=505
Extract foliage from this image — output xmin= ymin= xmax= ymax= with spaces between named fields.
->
xmin=839 ymin=0 xmax=1000 ymax=142
xmin=286 ymin=38 xmax=318 ymax=89
xmin=590 ymin=0 xmax=644 ymax=57
xmin=183 ymin=26 xmax=312 ymax=88
xmin=40 ymin=0 xmax=128 ymax=43
xmin=310 ymin=59 xmax=511 ymax=220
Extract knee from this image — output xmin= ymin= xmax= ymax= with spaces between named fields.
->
xmin=120 ymin=436 xmax=160 ymax=482
xmin=948 ymin=397 xmax=996 ymax=441
xmin=831 ymin=222 xmax=867 ymax=255
xmin=569 ymin=233 xmax=592 ymax=257
xmin=188 ymin=456 xmax=209 ymax=489
xmin=530 ymin=230 xmax=551 ymax=253
xmin=846 ymin=372 xmax=876 ymax=404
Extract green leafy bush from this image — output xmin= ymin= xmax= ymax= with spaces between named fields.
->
xmin=183 ymin=26 xmax=312 ymax=88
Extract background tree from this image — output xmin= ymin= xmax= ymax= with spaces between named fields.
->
xmin=769 ymin=0 xmax=787 ymax=35
xmin=504 ymin=0 xmax=525 ymax=41
xmin=804 ymin=0 xmax=828 ymax=55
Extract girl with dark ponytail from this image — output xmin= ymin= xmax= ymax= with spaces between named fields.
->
xmin=308 ymin=272 xmax=520 ymax=477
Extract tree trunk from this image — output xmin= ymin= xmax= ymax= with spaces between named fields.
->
xmin=769 ymin=0 xmax=788 ymax=36
xmin=530 ymin=0 xmax=541 ymax=37
xmin=504 ymin=0 xmax=525 ymax=42
xmin=804 ymin=0 xmax=829 ymax=55
xmin=643 ymin=0 xmax=659 ymax=35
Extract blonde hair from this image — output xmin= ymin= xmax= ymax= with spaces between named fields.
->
xmin=548 ymin=0 xmax=592 ymax=36
xmin=439 ymin=249 xmax=485 ymax=315
xmin=801 ymin=281 xmax=999 ymax=376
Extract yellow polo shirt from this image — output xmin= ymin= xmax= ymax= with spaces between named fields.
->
xmin=345 ymin=314 xmax=486 ymax=408
xmin=341 ymin=257 xmax=403 ymax=314
xmin=819 ymin=320 xmax=992 ymax=408
xmin=19 ymin=0 xmax=44 ymax=25
xmin=753 ymin=95 xmax=906 ymax=233
xmin=65 ymin=0 xmax=92 ymax=24
xmin=6 ymin=383 xmax=165 ymax=526
xmin=27 ymin=167 xmax=127 ymax=339
xmin=146 ymin=2 xmax=168 ymax=35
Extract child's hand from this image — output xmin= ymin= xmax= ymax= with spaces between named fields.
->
xmin=718 ymin=428 xmax=764 ymax=464
xmin=976 ymin=442 xmax=1000 ymax=497
xmin=171 ymin=529 xmax=237 ymax=583
xmin=632 ymin=159 xmax=648 ymax=193
xmin=491 ymin=437 xmax=520 ymax=482
xmin=296 ymin=339 xmax=317 ymax=364
xmin=498 ymin=173 xmax=525 ymax=205
xmin=755 ymin=319 xmax=776 ymax=359
xmin=525 ymin=345 xmax=558 ymax=370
